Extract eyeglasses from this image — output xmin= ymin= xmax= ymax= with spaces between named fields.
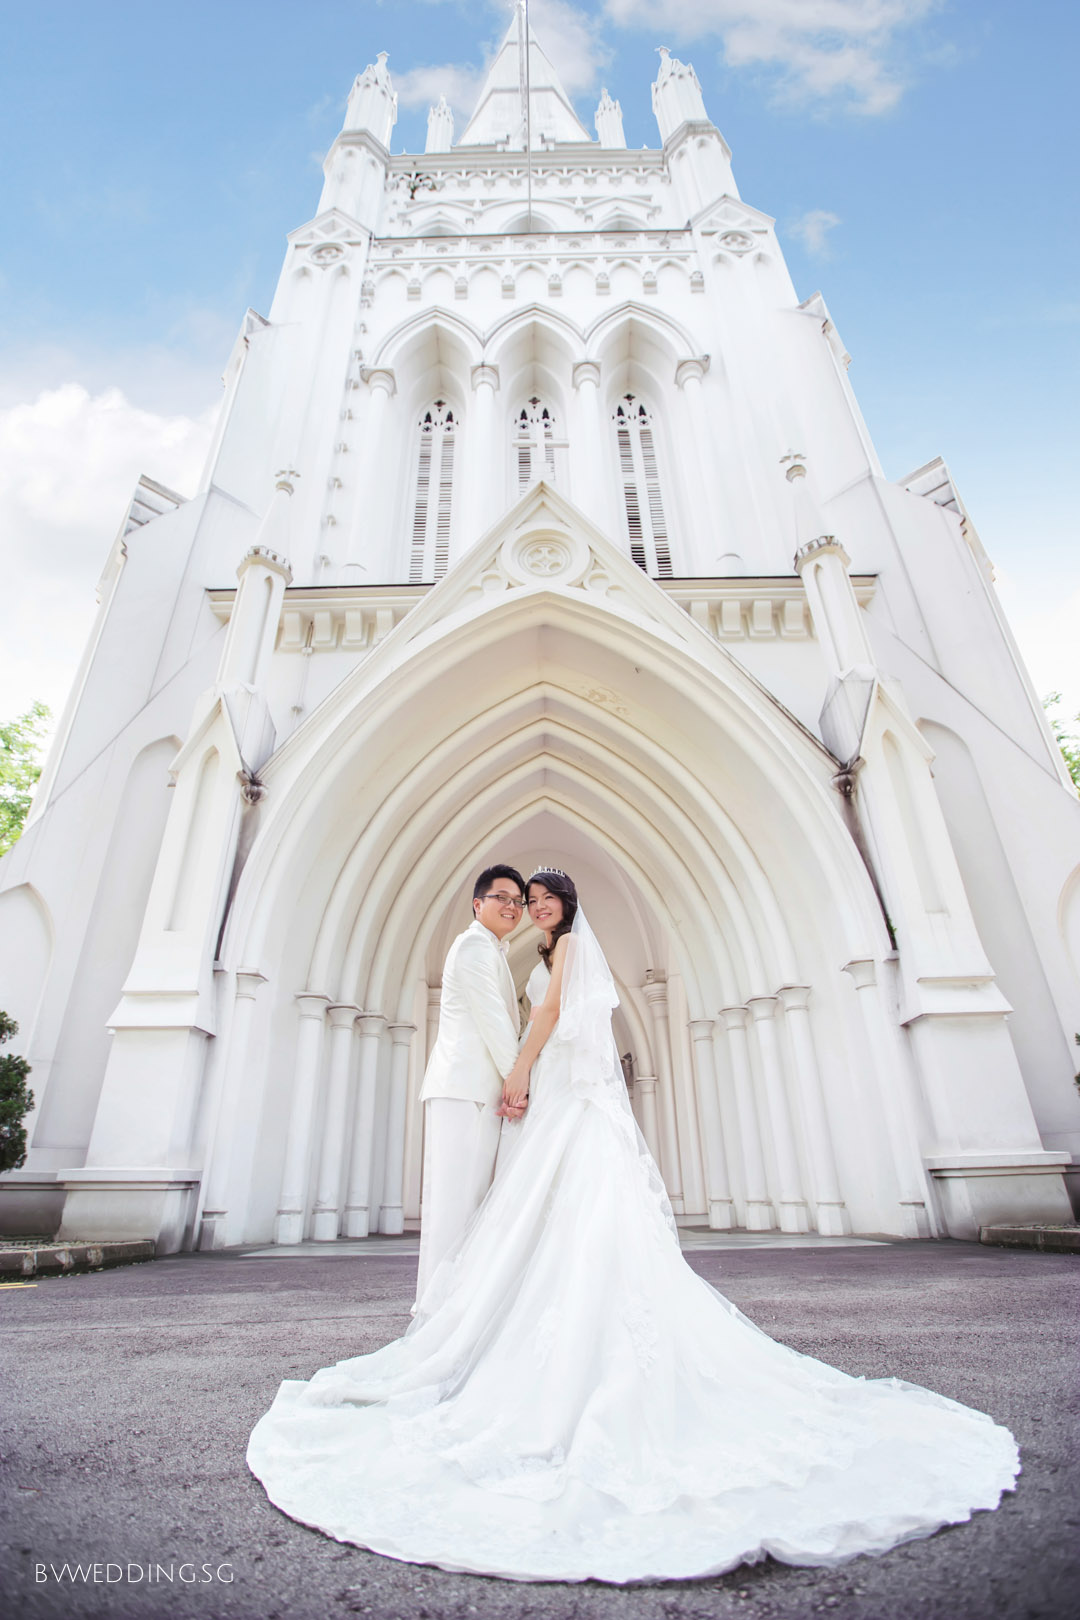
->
xmin=482 ymin=892 xmax=525 ymax=909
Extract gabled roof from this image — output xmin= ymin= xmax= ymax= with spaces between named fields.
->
xmin=457 ymin=16 xmax=590 ymax=148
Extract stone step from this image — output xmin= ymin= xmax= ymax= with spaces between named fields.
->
xmin=980 ymin=1223 xmax=1080 ymax=1254
xmin=0 ymin=1239 xmax=156 ymax=1277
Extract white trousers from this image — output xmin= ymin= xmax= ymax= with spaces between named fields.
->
xmin=415 ymin=1098 xmax=503 ymax=1308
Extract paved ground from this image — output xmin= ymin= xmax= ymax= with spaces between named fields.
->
xmin=1 ymin=1239 xmax=1076 ymax=1620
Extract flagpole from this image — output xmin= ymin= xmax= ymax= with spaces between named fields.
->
xmin=518 ymin=0 xmax=533 ymax=229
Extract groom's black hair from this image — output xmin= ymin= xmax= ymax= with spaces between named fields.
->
xmin=473 ymin=864 xmax=526 ymax=901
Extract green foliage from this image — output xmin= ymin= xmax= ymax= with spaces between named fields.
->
xmin=0 ymin=1012 xmax=35 ymax=1173
xmin=0 ymin=701 xmax=51 ymax=857
xmin=1043 ymin=692 xmax=1080 ymax=793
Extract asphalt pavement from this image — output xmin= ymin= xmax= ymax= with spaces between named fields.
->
xmin=2 ymin=1239 xmax=1076 ymax=1620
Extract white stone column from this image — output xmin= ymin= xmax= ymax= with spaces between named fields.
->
xmin=776 ymin=985 xmax=850 ymax=1235
xmin=642 ymin=976 xmax=684 ymax=1213
xmin=464 ymin=363 xmax=501 ymax=550
xmin=343 ymin=1012 xmax=387 ymax=1237
xmin=570 ymin=360 xmax=607 ymax=528
xmin=746 ymin=996 xmax=810 ymax=1232
xmin=687 ymin=1019 xmax=735 ymax=1229
xmin=197 ymin=969 xmax=268 ymax=1251
xmin=718 ymin=1006 xmax=774 ymax=1229
xmin=345 ymin=368 xmax=395 ymax=581
xmin=634 ymin=1076 xmax=663 ymax=1165
xmin=379 ymin=1022 xmax=416 ymax=1235
xmin=674 ymin=357 xmax=735 ymax=564
xmin=311 ymin=1003 xmax=360 ymax=1240
xmin=843 ymin=960 xmax=933 ymax=1237
xmin=425 ymin=983 xmax=442 ymax=1062
xmin=793 ymin=532 xmax=875 ymax=677
xmin=273 ymin=992 xmax=330 ymax=1245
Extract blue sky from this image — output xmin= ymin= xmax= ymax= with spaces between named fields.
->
xmin=1 ymin=0 xmax=1077 ymax=729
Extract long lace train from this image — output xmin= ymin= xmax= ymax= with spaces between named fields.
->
xmin=247 ymin=969 xmax=1019 ymax=1583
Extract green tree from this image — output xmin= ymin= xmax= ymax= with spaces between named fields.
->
xmin=1043 ymin=692 xmax=1080 ymax=792
xmin=0 ymin=1012 xmax=34 ymax=1173
xmin=0 ymin=700 xmax=51 ymax=857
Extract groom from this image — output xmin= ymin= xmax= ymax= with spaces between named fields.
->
xmin=415 ymin=863 xmax=526 ymax=1308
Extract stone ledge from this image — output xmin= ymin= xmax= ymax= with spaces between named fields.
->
xmin=0 ymin=1239 xmax=156 ymax=1277
xmin=980 ymin=1224 xmax=1080 ymax=1254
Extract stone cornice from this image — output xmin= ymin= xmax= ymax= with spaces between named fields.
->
xmin=370 ymin=228 xmax=693 ymax=257
xmin=206 ymin=574 xmax=876 ymax=654
xmin=387 ymin=149 xmax=666 ymax=181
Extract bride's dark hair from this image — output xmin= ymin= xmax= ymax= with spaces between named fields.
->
xmin=526 ymin=869 xmax=578 ymax=969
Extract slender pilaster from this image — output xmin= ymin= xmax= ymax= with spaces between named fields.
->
xmin=425 ymin=983 xmax=442 ymax=1062
xmin=642 ymin=976 xmax=684 ymax=1213
xmin=675 ymin=357 xmax=734 ymax=563
xmin=197 ymin=969 xmax=268 ymax=1251
xmin=842 ymin=960 xmax=933 ymax=1237
xmin=687 ymin=1019 xmax=734 ymax=1229
xmin=343 ymin=1012 xmax=387 ymax=1237
xmin=379 ymin=1022 xmax=416 ymax=1234
xmin=465 ymin=364 xmax=501 ymax=549
xmin=718 ymin=1007 xmax=774 ymax=1229
xmin=311 ymin=1003 xmax=360 ymax=1240
xmin=570 ymin=360 xmax=607 ymax=528
xmin=345 ymin=368 xmax=396 ymax=581
xmin=776 ymin=985 xmax=850 ymax=1235
xmin=634 ymin=1076 xmax=662 ymax=1166
xmin=273 ymin=993 xmax=331 ymax=1245
xmin=746 ymin=995 xmax=810 ymax=1232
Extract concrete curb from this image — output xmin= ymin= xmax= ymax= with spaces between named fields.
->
xmin=980 ymin=1222 xmax=1080 ymax=1254
xmin=0 ymin=1238 xmax=156 ymax=1276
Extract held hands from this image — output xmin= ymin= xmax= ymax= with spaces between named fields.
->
xmin=496 ymin=1061 xmax=531 ymax=1122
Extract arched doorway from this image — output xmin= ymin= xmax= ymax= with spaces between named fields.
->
xmin=195 ymin=500 xmax=936 ymax=1250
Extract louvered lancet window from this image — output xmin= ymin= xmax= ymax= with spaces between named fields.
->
xmin=515 ymin=398 xmax=558 ymax=494
xmin=613 ymin=397 xmax=673 ymax=577
xmin=409 ymin=401 xmax=456 ymax=583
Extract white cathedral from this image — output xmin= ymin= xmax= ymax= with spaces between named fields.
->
xmin=2 ymin=19 xmax=1078 ymax=1255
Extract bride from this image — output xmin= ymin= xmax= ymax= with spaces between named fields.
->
xmin=247 ymin=867 xmax=1020 ymax=1584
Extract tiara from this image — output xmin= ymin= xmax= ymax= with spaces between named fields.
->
xmin=527 ymin=866 xmax=567 ymax=881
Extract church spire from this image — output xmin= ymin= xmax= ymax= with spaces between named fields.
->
xmin=343 ymin=50 xmax=397 ymax=148
xmin=426 ymin=94 xmax=454 ymax=154
xmin=457 ymin=11 xmax=590 ymax=148
xmin=652 ymin=45 xmax=708 ymax=141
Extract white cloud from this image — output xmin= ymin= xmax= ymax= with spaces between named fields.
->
xmin=395 ymin=62 xmax=489 ymax=121
xmin=603 ymin=0 xmax=939 ymax=114
xmin=788 ymin=207 xmax=842 ymax=257
xmin=528 ymin=0 xmax=612 ymax=96
xmin=996 ymin=573 xmax=1080 ymax=725
xmin=0 ymin=384 xmax=217 ymax=726
xmin=394 ymin=0 xmax=608 ymax=123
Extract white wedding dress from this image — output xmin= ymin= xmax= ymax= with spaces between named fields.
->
xmin=247 ymin=916 xmax=1019 ymax=1584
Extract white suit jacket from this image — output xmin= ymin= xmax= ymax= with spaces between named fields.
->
xmin=419 ymin=920 xmax=521 ymax=1107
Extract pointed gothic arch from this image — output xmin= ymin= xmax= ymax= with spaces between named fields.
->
xmin=197 ymin=492 xmax=937 ymax=1249
xmin=584 ymin=301 xmax=698 ymax=365
xmin=372 ymin=307 xmax=484 ymax=372
xmin=483 ymin=304 xmax=585 ymax=367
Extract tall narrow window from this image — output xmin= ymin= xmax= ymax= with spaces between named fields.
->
xmin=613 ymin=397 xmax=673 ymax=577
xmin=515 ymin=398 xmax=558 ymax=494
xmin=409 ymin=401 xmax=456 ymax=582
